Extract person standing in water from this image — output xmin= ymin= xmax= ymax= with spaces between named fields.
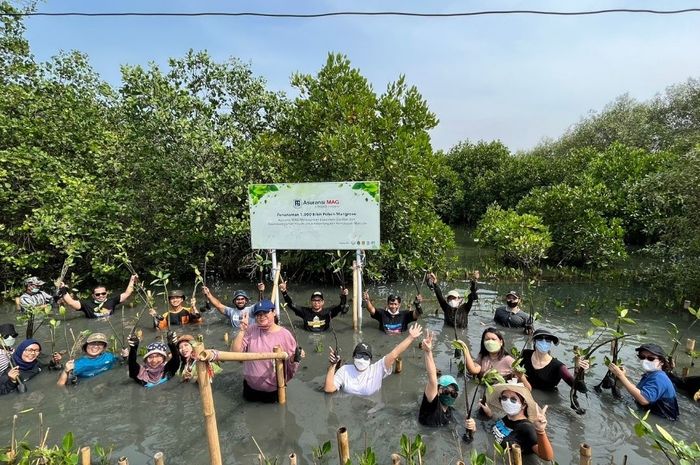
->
xmin=418 ymin=328 xmax=462 ymax=426
xmin=279 ymin=282 xmax=349 ymax=332
xmin=127 ymin=332 xmax=180 ymax=388
xmin=493 ymin=290 xmax=531 ymax=329
xmin=150 ymin=290 xmax=202 ymax=329
xmin=57 ymin=332 xmax=127 ymax=386
xmin=61 ymin=275 xmax=138 ymax=319
xmin=325 ymin=323 xmax=422 ymax=396
xmin=203 ymin=285 xmax=263 ymax=329
xmin=463 ymin=327 xmax=531 ymax=388
xmin=0 ymin=323 xmax=18 ymax=373
xmin=520 ymin=329 xmax=588 ymax=391
xmin=427 ymin=271 xmax=479 ymax=328
xmin=364 ymin=291 xmax=422 ymax=334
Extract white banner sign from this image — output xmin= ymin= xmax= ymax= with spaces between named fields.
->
xmin=249 ymin=182 xmax=380 ymax=250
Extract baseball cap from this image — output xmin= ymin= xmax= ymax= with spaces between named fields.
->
xmin=252 ymin=299 xmax=275 ymax=315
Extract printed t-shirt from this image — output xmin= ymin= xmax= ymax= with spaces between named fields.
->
xmin=79 ymin=295 xmax=122 ymax=318
xmin=371 ymin=309 xmax=416 ymax=334
xmin=491 ymin=417 xmax=537 ymax=455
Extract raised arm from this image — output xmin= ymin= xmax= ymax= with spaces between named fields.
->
xmin=428 ymin=272 xmax=450 ymax=312
xmin=164 ymin=333 xmax=181 ymax=377
xmin=363 ymin=291 xmax=377 ymax=316
xmin=119 ymin=275 xmax=138 ymax=303
xmin=127 ymin=336 xmax=141 ymax=381
xmin=279 ymin=282 xmax=303 ymax=317
xmin=232 ymin=314 xmax=249 ymax=352
xmin=461 ymin=342 xmax=482 ymax=375
xmin=384 ymin=323 xmax=422 ymax=370
xmin=59 ymin=285 xmax=82 ymax=311
xmin=329 ymin=288 xmax=349 ymax=317
xmin=412 ymin=294 xmax=423 ymax=320
xmin=421 ymin=330 xmax=439 ymax=401
xmin=202 ymin=286 xmax=227 ymax=314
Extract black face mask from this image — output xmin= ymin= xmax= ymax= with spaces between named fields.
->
xmin=506 ymin=301 xmax=518 ymax=308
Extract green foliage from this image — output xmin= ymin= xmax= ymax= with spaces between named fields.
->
xmin=474 ymin=205 xmax=552 ymax=269
xmin=398 ymin=434 xmax=426 ymax=465
xmin=631 ymin=409 xmax=700 ymax=464
xmin=517 ymin=181 xmax=627 ymax=267
xmin=312 ymin=440 xmax=332 ymax=464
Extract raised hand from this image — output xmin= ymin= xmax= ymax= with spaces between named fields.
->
xmin=408 ymin=323 xmax=423 ymax=338
xmin=533 ymin=404 xmax=549 ymax=432
xmin=278 ymin=281 xmax=287 ymax=293
xmin=465 ymin=418 xmax=476 ymax=432
xmin=328 ymin=347 xmax=341 ymax=365
xmin=64 ymin=360 xmax=75 ymax=372
xmin=421 ymin=330 xmax=434 ymax=352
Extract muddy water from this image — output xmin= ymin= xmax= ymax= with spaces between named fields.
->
xmin=1 ymin=278 xmax=698 ymax=465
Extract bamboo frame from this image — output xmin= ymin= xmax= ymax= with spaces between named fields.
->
xmin=687 ymin=338 xmax=696 ymax=353
xmin=579 ymin=443 xmax=592 ymax=465
xmin=194 ymin=344 xmax=223 ymax=465
xmin=511 ymin=444 xmax=522 ymax=465
xmin=199 ymin=350 xmax=288 ymax=362
xmin=337 ymin=427 xmax=350 ymax=465
xmin=80 ymin=446 xmax=90 ymax=465
xmin=274 ymin=346 xmax=287 ymax=404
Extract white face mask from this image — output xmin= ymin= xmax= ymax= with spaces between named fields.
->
xmin=353 ymin=358 xmax=371 ymax=371
xmin=2 ymin=336 xmax=15 ymax=347
xmin=641 ymin=359 xmax=661 ymax=372
xmin=448 ymin=300 xmax=460 ymax=309
xmin=500 ymin=399 xmax=523 ymax=416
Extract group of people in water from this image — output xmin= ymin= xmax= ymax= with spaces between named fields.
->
xmin=1 ymin=271 xmax=695 ymax=461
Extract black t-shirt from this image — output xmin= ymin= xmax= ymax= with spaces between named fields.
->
xmin=432 ymin=281 xmax=477 ymax=328
xmin=79 ymin=295 xmax=122 ymax=319
xmin=494 ymin=306 xmax=530 ymax=328
xmin=371 ymin=309 xmax=417 ymax=334
xmin=520 ymin=349 xmax=565 ymax=390
xmin=282 ymin=293 xmax=346 ymax=332
xmin=491 ymin=416 xmax=537 ymax=455
xmin=418 ymin=393 xmax=453 ymax=427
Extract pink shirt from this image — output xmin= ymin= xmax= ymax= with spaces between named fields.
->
xmin=241 ymin=325 xmax=299 ymax=392
xmin=476 ymin=354 xmax=516 ymax=377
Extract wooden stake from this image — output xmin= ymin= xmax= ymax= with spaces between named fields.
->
xmin=194 ymin=344 xmax=223 ymax=465
xmin=80 ymin=446 xmax=90 ymax=465
xmin=14 ymin=297 xmax=20 ymax=312
xmin=456 ymin=462 xmax=466 ymax=465
xmin=391 ymin=454 xmax=402 ymax=465
xmin=511 ymin=444 xmax=522 ymax=465
xmin=288 ymin=452 xmax=297 ymax=465
xmin=686 ymin=338 xmax=696 ymax=353
xmin=579 ymin=443 xmax=592 ymax=465
xmin=117 ymin=457 xmax=129 ymax=465
xmin=394 ymin=356 xmax=403 ymax=373
xmin=274 ymin=346 xmax=287 ymax=404
xmin=682 ymin=366 xmax=690 ymax=377
xmin=224 ymin=332 xmax=229 ymax=344
xmin=352 ymin=260 xmax=359 ymax=331
xmin=337 ymin=426 xmax=350 ymax=465
xmin=154 ymin=451 xmax=165 ymax=465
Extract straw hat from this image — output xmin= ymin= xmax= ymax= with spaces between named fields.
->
xmin=176 ymin=334 xmax=195 ymax=348
xmin=486 ymin=380 xmax=539 ymax=422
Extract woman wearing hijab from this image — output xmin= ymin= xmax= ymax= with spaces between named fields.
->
xmin=609 ymin=343 xmax=679 ymax=420
xmin=0 ymin=339 xmax=60 ymax=394
xmin=466 ymin=381 xmax=554 ymax=461
xmin=127 ymin=332 xmax=180 ymax=388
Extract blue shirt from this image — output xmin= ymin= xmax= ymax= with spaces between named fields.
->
xmin=73 ymin=352 xmax=118 ymax=379
xmin=637 ymin=370 xmax=679 ymax=420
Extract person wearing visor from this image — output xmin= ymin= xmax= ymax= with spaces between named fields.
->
xmin=150 ymin=290 xmax=202 ymax=329
xmin=57 ymin=332 xmax=127 ymax=386
xmin=418 ymin=328 xmax=462 ymax=426
xmin=61 ymin=275 xmax=138 ymax=319
xmin=493 ymin=290 xmax=531 ymax=329
xmin=279 ymin=282 xmax=349 ymax=332
xmin=0 ymin=323 xmax=19 ymax=373
xmin=466 ymin=381 xmax=554 ymax=461
xmin=520 ymin=328 xmax=589 ymax=391
xmin=364 ymin=291 xmax=422 ymax=334
xmin=427 ymin=271 xmax=479 ymax=328
xmin=203 ymin=284 xmax=263 ymax=328
xmin=19 ymin=276 xmax=57 ymax=313
xmin=325 ymin=322 xmax=422 ymax=396
xmin=609 ymin=343 xmax=679 ymax=420
xmin=232 ymin=299 xmax=302 ymax=403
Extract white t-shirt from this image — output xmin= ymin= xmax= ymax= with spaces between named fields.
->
xmin=333 ymin=356 xmax=392 ymax=396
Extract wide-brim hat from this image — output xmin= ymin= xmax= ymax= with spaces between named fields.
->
xmin=635 ymin=343 xmax=667 ymax=360
xmin=168 ymin=290 xmax=186 ymax=298
xmin=438 ymin=374 xmax=459 ymax=390
xmin=446 ymin=290 xmax=462 ymax=299
xmin=0 ymin=323 xmax=18 ymax=339
xmin=532 ymin=328 xmax=560 ymax=345
xmin=486 ymin=381 xmax=539 ymax=422
xmin=82 ymin=332 xmax=108 ymax=351
xmin=232 ymin=290 xmax=249 ymax=301
xmin=144 ymin=342 xmax=168 ymax=359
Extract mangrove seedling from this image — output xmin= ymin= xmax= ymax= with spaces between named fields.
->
xmin=630 ymin=408 xmax=700 ymax=464
xmin=354 ymin=447 xmax=378 ymax=465
xmin=594 ymin=305 xmax=636 ymax=399
xmin=47 ymin=318 xmax=62 ymax=371
xmin=398 ymin=434 xmax=426 ymax=465
xmin=311 ymin=440 xmax=332 ymax=464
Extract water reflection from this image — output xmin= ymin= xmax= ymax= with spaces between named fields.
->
xmin=1 ymin=278 xmax=698 ymax=465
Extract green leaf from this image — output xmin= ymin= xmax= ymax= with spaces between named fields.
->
xmin=62 ymin=432 xmax=74 ymax=452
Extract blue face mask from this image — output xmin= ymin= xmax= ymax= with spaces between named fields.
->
xmin=535 ymin=339 xmax=553 ymax=353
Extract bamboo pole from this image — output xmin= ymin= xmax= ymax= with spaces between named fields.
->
xmin=456 ymin=462 xmax=465 ymax=465
xmin=271 ymin=261 xmax=282 ymax=307
xmin=14 ymin=297 xmax=20 ymax=311
xmin=223 ymin=332 xmax=229 ymax=344
xmin=391 ymin=454 xmax=402 ymax=465
xmin=337 ymin=426 xmax=350 ymax=465
xmin=199 ymin=350 xmax=288 ymax=362
xmin=352 ymin=260 xmax=359 ymax=331
xmin=117 ymin=457 xmax=129 ymax=465
xmin=80 ymin=446 xmax=90 ymax=465
xmin=154 ymin=451 xmax=165 ymax=465
xmin=394 ymin=356 xmax=403 ymax=373
xmin=511 ymin=444 xmax=522 ymax=465
xmin=579 ymin=443 xmax=592 ymax=465
xmin=682 ymin=366 xmax=690 ymax=377
xmin=274 ymin=346 xmax=287 ymax=404
xmin=288 ymin=453 xmax=297 ymax=465
xmin=687 ymin=338 xmax=696 ymax=353
xmin=194 ymin=344 xmax=223 ymax=465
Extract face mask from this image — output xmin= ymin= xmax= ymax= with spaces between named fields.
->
xmin=353 ymin=358 xmax=371 ymax=371
xmin=535 ymin=339 xmax=552 ymax=353
xmin=500 ymin=399 xmax=523 ymax=416
xmin=439 ymin=394 xmax=456 ymax=406
xmin=30 ymin=288 xmax=40 ymax=294
xmin=387 ymin=308 xmax=400 ymax=316
xmin=641 ymin=359 xmax=661 ymax=372
xmin=2 ymin=336 xmax=15 ymax=347
xmin=506 ymin=301 xmax=518 ymax=308
xmin=484 ymin=340 xmax=502 ymax=353
xmin=448 ymin=300 xmax=460 ymax=309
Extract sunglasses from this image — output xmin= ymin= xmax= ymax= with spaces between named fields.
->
xmin=499 ymin=395 xmax=523 ymax=405
xmin=440 ymin=388 xmax=459 ymax=398
xmin=311 ymin=299 xmax=323 ymax=303
xmin=93 ymin=292 xmax=107 ymax=296
xmin=637 ymin=354 xmax=659 ymax=362
xmin=354 ymin=354 xmax=371 ymax=361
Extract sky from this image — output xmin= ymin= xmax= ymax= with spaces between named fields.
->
xmin=19 ymin=0 xmax=700 ymax=152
